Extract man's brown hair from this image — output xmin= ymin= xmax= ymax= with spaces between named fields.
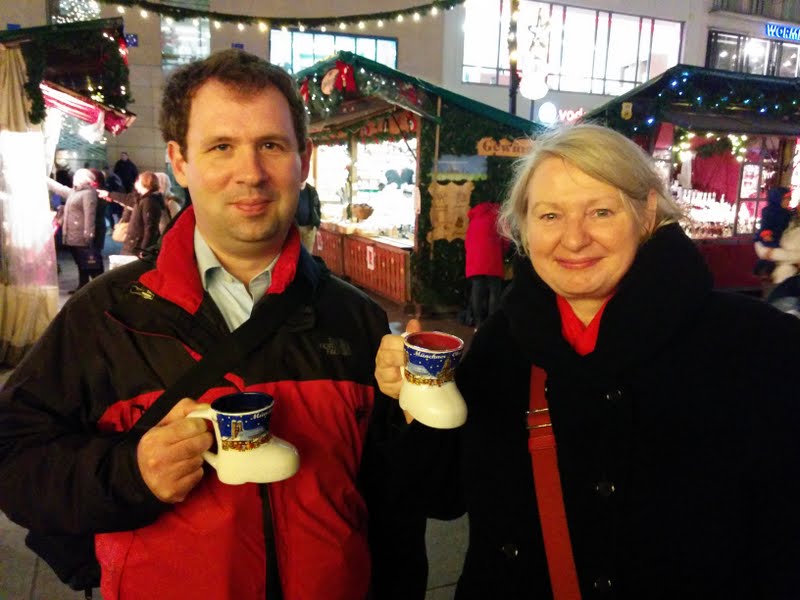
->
xmin=159 ymin=49 xmax=309 ymax=157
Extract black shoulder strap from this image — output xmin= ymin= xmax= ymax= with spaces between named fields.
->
xmin=127 ymin=273 xmax=312 ymax=438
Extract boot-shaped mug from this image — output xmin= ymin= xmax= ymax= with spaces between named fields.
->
xmin=189 ymin=392 xmax=299 ymax=485
xmin=399 ymin=331 xmax=467 ymax=429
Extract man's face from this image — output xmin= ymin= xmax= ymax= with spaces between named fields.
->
xmin=168 ymin=79 xmax=311 ymax=260
xmin=120 ymin=152 xmax=128 ymax=161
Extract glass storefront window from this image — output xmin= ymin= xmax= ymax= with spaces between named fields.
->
xmin=606 ymin=13 xmax=642 ymax=95
xmin=272 ymin=30 xmax=397 ymax=74
xmin=708 ymin=30 xmax=800 ymax=79
xmin=708 ymin=32 xmax=739 ymax=71
xmin=462 ymin=0 xmax=502 ymax=84
xmin=558 ymin=6 xmax=596 ymax=93
xmin=463 ymin=1 xmax=682 ymax=95
xmin=161 ymin=16 xmax=211 ymax=75
xmin=743 ymin=38 xmax=769 ymax=75
xmin=777 ymin=43 xmax=800 ymax=77
xmin=651 ymin=19 xmax=682 ymax=77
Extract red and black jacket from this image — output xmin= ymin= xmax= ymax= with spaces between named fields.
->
xmin=0 ymin=208 xmax=423 ymax=599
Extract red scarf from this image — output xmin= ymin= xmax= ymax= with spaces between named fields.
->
xmin=556 ymin=295 xmax=611 ymax=356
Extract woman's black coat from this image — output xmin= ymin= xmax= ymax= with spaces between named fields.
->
xmin=414 ymin=224 xmax=800 ymax=599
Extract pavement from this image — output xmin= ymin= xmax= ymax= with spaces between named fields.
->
xmin=0 ymin=235 xmax=469 ymax=599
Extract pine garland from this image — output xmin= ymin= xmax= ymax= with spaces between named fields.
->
xmin=17 ymin=23 xmax=132 ymax=125
xmin=99 ymin=0 xmax=465 ymax=28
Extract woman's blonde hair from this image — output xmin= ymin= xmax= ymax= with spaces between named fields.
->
xmin=498 ymin=123 xmax=684 ymax=255
xmin=154 ymin=172 xmax=171 ymax=195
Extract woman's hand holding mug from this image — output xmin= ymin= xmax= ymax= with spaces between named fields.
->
xmin=375 ymin=319 xmax=467 ymax=429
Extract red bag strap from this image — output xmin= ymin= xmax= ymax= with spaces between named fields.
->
xmin=527 ymin=366 xmax=582 ymax=599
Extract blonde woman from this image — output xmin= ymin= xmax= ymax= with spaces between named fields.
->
xmin=375 ymin=124 xmax=800 ymax=598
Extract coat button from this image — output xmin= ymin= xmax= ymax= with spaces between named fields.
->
xmin=500 ymin=543 xmax=519 ymax=559
xmin=593 ymin=577 xmax=612 ymax=591
xmin=604 ymin=389 xmax=623 ymax=403
xmin=594 ymin=481 xmax=615 ymax=497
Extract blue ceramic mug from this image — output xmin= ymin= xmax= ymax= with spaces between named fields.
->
xmin=399 ymin=331 xmax=467 ymax=429
xmin=189 ymin=392 xmax=299 ymax=485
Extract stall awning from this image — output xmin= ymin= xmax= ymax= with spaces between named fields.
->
xmin=0 ymin=18 xmax=132 ymax=128
xmin=40 ymin=81 xmax=135 ymax=135
xmin=582 ymin=64 xmax=800 ymax=136
xmin=295 ymin=51 xmax=543 ymax=136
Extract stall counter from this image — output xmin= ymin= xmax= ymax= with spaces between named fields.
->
xmin=313 ymin=222 xmax=412 ymax=304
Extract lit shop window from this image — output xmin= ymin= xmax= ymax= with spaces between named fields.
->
xmin=461 ymin=0 xmax=682 ymax=95
xmin=48 ymin=0 xmax=101 ymax=24
xmin=707 ymin=31 xmax=800 ymax=78
xmin=270 ymin=29 xmax=397 ymax=74
xmin=161 ymin=3 xmax=211 ymax=76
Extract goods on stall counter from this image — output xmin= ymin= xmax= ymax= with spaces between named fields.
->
xmin=351 ymin=203 xmax=374 ymax=222
xmin=675 ymin=187 xmax=736 ymax=238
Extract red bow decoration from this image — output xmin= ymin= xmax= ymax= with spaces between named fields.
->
xmin=299 ymin=79 xmax=310 ymax=104
xmin=118 ymin=37 xmax=129 ymax=66
xmin=334 ymin=60 xmax=357 ymax=94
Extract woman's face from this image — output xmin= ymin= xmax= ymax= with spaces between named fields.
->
xmin=525 ymin=157 xmax=654 ymax=311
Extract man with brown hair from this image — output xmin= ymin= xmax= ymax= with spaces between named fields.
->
xmin=0 ymin=50 xmax=426 ymax=600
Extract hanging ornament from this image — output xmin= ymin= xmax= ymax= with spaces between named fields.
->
xmin=321 ymin=68 xmax=339 ymax=95
xmin=621 ymin=102 xmax=633 ymax=120
xmin=519 ymin=7 xmax=550 ymax=101
xmin=299 ymin=79 xmax=309 ymax=104
xmin=334 ymin=60 xmax=357 ymax=94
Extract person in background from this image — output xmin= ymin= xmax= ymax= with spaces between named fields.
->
xmin=375 ymin=123 xmax=800 ymax=598
xmin=100 ymin=171 xmax=165 ymax=258
xmin=753 ymin=185 xmax=800 ymax=285
xmin=0 ymin=49 xmax=425 ymax=600
xmin=102 ymin=163 xmax=125 ymax=229
xmin=465 ymin=201 xmax=508 ymax=330
xmin=154 ymin=171 xmax=183 ymax=233
xmin=295 ymin=180 xmax=321 ymax=252
xmin=87 ymin=168 xmax=108 ymax=281
xmin=113 ymin=151 xmax=139 ymax=193
xmin=46 ymin=168 xmax=100 ymax=292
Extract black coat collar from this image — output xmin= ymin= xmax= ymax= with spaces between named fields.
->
xmin=501 ymin=224 xmax=713 ymax=384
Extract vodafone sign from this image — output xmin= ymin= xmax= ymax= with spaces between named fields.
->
xmin=537 ymin=102 xmax=586 ymax=125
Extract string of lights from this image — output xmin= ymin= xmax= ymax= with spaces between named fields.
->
xmin=97 ymin=0 xmax=465 ymax=30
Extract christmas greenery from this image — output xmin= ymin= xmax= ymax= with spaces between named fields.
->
xmin=14 ymin=20 xmax=132 ymax=124
xmin=587 ymin=64 xmax=800 ymax=138
xmin=412 ymin=101 xmax=531 ymax=307
xmin=99 ymin=0 xmax=465 ymax=29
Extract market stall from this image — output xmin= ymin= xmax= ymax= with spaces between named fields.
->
xmin=583 ymin=63 xmax=800 ymax=292
xmin=0 ymin=18 xmax=134 ymax=366
xmin=295 ymin=51 xmax=543 ymax=309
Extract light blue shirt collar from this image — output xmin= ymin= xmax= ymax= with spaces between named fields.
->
xmin=194 ymin=228 xmax=278 ymax=331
